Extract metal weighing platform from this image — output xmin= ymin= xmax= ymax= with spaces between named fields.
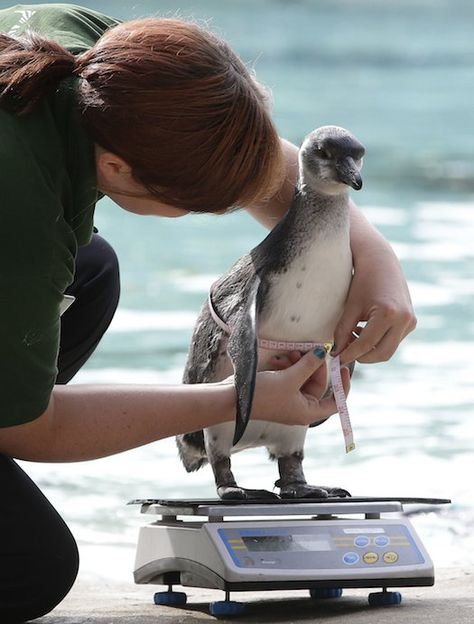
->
xmin=130 ymin=497 xmax=450 ymax=617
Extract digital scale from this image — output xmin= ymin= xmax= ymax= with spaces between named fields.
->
xmin=130 ymin=497 xmax=450 ymax=617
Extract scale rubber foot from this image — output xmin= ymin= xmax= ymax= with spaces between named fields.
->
xmin=368 ymin=590 xmax=402 ymax=606
xmin=153 ymin=590 xmax=187 ymax=606
xmin=310 ymin=587 xmax=343 ymax=599
xmin=209 ymin=600 xmax=246 ymax=617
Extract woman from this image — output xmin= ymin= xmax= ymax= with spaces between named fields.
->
xmin=0 ymin=4 xmax=415 ymax=622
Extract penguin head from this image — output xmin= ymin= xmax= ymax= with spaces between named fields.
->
xmin=299 ymin=126 xmax=365 ymax=194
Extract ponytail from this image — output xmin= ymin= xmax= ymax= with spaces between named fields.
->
xmin=0 ymin=32 xmax=75 ymax=115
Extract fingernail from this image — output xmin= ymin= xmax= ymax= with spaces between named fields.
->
xmin=313 ymin=346 xmax=327 ymax=359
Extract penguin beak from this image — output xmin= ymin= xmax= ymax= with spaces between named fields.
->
xmin=335 ymin=156 xmax=363 ymax=190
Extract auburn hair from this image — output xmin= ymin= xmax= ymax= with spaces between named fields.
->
xmin=0 ymin=19 xmax=284 ymax=213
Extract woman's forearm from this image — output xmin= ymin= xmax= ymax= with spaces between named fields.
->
xmin=0 ymin=350 xmax=346 ymax=463
xmin=0 ymin=383 xmax=235 ymax=462
xmin=246 ymin=138 xmax=299 ymax=229
xmin=349 ymin=199 xmax=397 ymax=260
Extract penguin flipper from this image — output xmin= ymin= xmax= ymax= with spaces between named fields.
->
xmin=177 ymin=304 xmax=228 ymax=471
xmin=227 ymin=276 xmax=260 ymax=446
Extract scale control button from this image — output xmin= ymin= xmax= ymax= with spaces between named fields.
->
xmin=363 ymin=552 xmax=379 ymax=564
xmin=383 ymin=552 xmax=399 ymax=564
xmin=354 ymin=536 xmax=370 ymax=548
xmin=343 ymin=552 xmax=360 ymax=565
xmin=374 ymin=535 xmax=390 ymax=547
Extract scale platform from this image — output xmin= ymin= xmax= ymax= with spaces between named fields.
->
xmin=130 ymin=496 xmax=450 ymax=615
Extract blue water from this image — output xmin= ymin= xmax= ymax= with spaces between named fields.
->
xmin=3 ymin=0 xmax=472 ymax=582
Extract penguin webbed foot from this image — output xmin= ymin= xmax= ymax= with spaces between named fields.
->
xmin=277 ymin=481 xmax=351 ymax=499
xmin=217 ymin=485 xmax=280 ymax=500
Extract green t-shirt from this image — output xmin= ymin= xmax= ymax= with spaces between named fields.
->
xmin=0 ymin=4 xmax=119 ymax=427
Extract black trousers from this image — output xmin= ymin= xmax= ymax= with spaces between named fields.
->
xmin=0 ymin=235 xmax=120 ymax=623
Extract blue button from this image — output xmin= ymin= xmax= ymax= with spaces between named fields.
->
xmin=374 ymin=535 xmax=390 ymax=547
xmin=343 ymin=552 xmax=360 ymax=565
xmin=354 ymin=535 xmax=370 ymax=548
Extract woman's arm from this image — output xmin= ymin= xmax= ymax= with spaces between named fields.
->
xmin=0 ymin=349 xmax=347 ymax=462
xmin=335 ymin=201 xmax=416 ymax=364
xmin=247 ymin=138 xmax=417 ymax=364
xmin=246 ymin=138 xmax=299 ymax=229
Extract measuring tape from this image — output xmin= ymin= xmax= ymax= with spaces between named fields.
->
xmin=329 ymin=355 xmax=356 ymax=453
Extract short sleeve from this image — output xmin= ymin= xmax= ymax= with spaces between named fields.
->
xmin=0 ymin=276 xmax=63 ymax=427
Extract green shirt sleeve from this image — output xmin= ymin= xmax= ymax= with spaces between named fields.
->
xmin=0 ymin=3 xmax=120 ymax=53
xmin=0 ymin=278 xmax=62 ymax=426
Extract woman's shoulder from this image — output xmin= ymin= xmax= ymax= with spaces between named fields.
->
xmin=0 ymin=3 xmax=121 ymax=54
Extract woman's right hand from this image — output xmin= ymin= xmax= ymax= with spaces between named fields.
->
xmin=250 ymin=349 xmax=350 ymax=427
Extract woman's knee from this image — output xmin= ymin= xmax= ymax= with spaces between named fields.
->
xmin=0 ymin=456 xmax=79 ymax=622
xmin=6 ymin=530 xmax=79 ymax=622
xmin=70 ymin=233 xmax=121 ymax=308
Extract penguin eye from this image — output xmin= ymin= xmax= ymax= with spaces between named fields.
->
xmin=315 ymin=147 xmax=331 ymax=160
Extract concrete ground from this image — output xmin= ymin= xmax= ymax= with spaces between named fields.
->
xmin=36 ymin=568 xmax=474 ymax=623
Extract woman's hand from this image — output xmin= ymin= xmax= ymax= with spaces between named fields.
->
xmin=333 ymin=201 xmax=417 ymax=365
xmin=334 ymin=262 xmax=416 ymax=365
xmin=250 ymin=349 xmax=350 ymax=426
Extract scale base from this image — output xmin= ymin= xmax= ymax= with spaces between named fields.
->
xmin=132 ymin=496 xmax=449 ymax=616
xmin=154 ymin=569 xmax=434 ymax=592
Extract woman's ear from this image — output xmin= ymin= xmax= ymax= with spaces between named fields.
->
xmin=95 ymin=146 xmax=134 ymax=192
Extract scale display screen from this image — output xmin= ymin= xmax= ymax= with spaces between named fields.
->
xmin=242 ymin=535 xmax=331 ymax=552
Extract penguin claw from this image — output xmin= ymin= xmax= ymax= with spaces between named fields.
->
xmin=218 ymin=486 xmax=280 ymax=500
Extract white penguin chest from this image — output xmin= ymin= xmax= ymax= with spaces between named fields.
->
xmin=259 ymin=232 xmax=352 ymax=342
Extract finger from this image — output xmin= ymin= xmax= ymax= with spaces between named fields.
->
xmin=333 ymin=311 xmax=365 ymax=356
xmin=303 ymin=364 xmax=351 ymax=424
xmin=301 ymin=359 xmax=329 ymax=400
xmin=286 ymin=346 xmax=328 ymax=386
xmin=354 ymin=310 xmax=417 ymax=364
xmin=268 ymin=354 xmax=293 ymax=370
xmin=339 ymin=320 xmax=390 ymax=365
xmin=316 ymin=366 xmax=352 ymax=416
xmin=268 ymin=350 xmax=302 ymax=370
xmin=353 ymin=326 xmax=402 ymax=363
xmin=288 ymin=350 xmax=303 ymax=364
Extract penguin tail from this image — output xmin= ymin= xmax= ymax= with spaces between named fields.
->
xmin=176 ymin=432 xmax=208 ymax=472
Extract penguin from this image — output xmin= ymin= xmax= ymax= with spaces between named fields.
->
xmin=177 ymin=126 xmax=365 ymax=500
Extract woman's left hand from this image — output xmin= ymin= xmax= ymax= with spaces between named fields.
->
xmin=333 ymin=247 xmax=417 ymax=365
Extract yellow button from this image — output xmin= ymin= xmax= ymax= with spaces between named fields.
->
xmin=363 ymin=552 xmax=379 ymax=564
xmin=383 ymin=552 xmax=399 ymax=564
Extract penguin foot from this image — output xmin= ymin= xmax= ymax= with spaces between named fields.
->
xmin=324 ymin=486 xmax=351 ymax=498
xmin=278 ymin=483 xmax=351 ymax=499
xmin=279 ymin=483 xmax=329 ymax=499
xmin=218 ymin=485 xmax=280 ymax=500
